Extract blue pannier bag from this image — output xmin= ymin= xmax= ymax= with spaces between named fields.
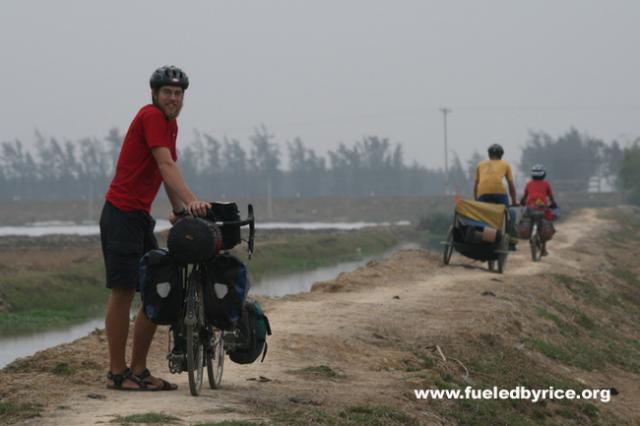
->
xmin=203 ymin=253 xmax=250 ymax=330
xmin=139 ymin=249 xmax=183 ymax=325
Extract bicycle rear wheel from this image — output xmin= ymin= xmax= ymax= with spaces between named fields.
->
xmin=206 ymin=328 xmax=225 ymax=389
xmin=186 ymin=282 xmax=205 ymax=396
xmin=530 ymin=225 xmax=542 ymax=262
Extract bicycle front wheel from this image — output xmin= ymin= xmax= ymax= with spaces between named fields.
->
xmin=186 ymin=283 xmax=205 ymax=396
xmin=206 ymin=328 xmax=225 ymax=389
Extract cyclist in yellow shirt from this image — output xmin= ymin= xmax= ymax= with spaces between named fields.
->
xmin=474 ymin=144 xmax=518 ymax=249
xmin=474 ymin=144 xmax=517 ymax=205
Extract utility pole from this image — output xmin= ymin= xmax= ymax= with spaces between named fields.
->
xmin=439 ymin=107 xmax=451 ymax=194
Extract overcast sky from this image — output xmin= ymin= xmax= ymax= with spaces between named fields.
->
xmin=2 ymin=0 xmax=639 ymax=170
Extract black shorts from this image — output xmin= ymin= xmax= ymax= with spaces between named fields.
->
xmin=100 ymin=201 xmax=158 ymax=290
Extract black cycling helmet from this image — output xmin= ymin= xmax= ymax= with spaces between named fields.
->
xmin=488 ymin=144 xmax=504 ymax=159
xmin=531 ymin=164 xmax=546 ymax=180
xmin=150 ymin=65 xmax=189 ymax=91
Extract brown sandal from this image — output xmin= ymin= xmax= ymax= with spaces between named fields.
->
xmin=133 ymin=368 xmax=178 ymax=391
xmin=106 ymin=368 xmax=147 ymax=391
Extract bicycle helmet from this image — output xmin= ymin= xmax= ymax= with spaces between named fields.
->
xmin=150 ymin=65 xmax=189 ymax=90
xmin=531 ymin=164 xmax=546 ymax=180
xmin=488 ymin=144 xmax=504 ymax=159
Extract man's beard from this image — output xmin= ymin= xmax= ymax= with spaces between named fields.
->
xmin=162 ymin=103 xmax=182 ymax=120
xmin=152 ymin=97 xmax=182 ymax=120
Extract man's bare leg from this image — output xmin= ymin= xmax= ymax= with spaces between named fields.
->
xmin=130 ymin=306 xmax=174 ymax=389
xmin=130 ymin=306 xmax=157 ymax=373
xmin=105 ymin=288 xmax=139 ymax=388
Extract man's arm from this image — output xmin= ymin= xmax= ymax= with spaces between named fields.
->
xmin=508 ymin=180 xmax=518 ymax=206
xmin=165 ymin=182 xmax=184 ymax=210
xmin=473 ymin=166 xmax=480 ymax=200
xmin=152 ymin=147 xmax=209 ymax=216
xmin=506 ymin=165 xmax=517 ymax=205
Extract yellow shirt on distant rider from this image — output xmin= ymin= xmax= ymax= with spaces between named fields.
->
xmin=475 ymin=159 xmax=514 ymax=196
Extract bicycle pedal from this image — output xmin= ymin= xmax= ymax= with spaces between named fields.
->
xmin=167 ymin=352 xmax=187 ymax=374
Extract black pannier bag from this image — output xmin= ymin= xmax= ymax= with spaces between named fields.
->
xmin=167 ymin=216 xmax=222 ymax=265
xmin=228 ymin=299 xmax=272 ymax=364
xmin=203 ymin=253 xmax=250 ymax=330
xmin=139 ymin=249 xmax=184 ymax=325
xmin=208 ymin=202 xmax=242 ymax=250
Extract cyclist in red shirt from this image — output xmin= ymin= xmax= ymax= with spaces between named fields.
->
xmin=100 ymin=66 xmax=210 ymax=391
xmin=520 ymin=164 xmax=558 ymax=256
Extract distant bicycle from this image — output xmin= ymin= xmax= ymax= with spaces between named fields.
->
xmin=518 ymin=206 xmax=557 ymax=262
xmin=526 ymin=208 xmax=545 ymax=262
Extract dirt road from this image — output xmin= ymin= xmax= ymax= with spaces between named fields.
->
xmin=1 ymin=208 xmax=638 ymax=425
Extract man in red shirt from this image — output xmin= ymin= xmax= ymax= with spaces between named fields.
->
xmin=100 ymin=66 xmax=210 ymax=390
xmin=520 ymin=164 xmax=558 ymax=256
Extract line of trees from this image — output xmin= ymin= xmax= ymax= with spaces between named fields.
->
xmin=0 ymin=126 xmax=449 ymax=201
xmin=0 ymin=126 xmax=629 ymax=203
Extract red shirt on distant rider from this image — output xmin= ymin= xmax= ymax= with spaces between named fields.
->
xmin=520 ymin=164 xmax=558 ymax=256
xmin=520 ymin=164 xmax=557 ymax=209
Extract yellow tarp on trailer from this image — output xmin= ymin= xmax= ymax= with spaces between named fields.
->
xmin=455 ymin=199 xmax=506 ymax=229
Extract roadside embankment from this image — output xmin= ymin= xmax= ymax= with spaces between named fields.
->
xmin=0 ymin=207 xmax=638 ymax=425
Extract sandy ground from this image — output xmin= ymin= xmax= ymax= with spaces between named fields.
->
xmin=1 ymin=208 xmax=639 ymax=425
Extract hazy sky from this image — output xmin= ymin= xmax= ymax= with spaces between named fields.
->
xmin=2 ymin=0 xmax=639 ymax=170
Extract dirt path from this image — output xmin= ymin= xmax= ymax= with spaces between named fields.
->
xmin=1 ymin=208 xmax=638 ymax=425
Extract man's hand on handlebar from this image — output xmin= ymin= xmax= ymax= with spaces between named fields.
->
xmin=169 ymin=200 xmax=212 ymax=223
xmin=187 ymin=200 xmax=211 ymax=217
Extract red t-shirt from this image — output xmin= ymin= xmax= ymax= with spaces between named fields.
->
xmin=105 ymin=105 xmax=178 ymax=213
xmin=523 ymin=179 xmax=553 ymax=207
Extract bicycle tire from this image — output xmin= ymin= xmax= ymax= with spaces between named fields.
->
xmin=206 ymin=328 xmax=225 ymax=389
xmin=488 ymin=260 xmax=496 ymax=271
xmin=530 ymin=225 xmax=542 ymax=262
xmin=186 ymin=281 xmax=205 ymax=396
xmin=497 ymin=212 xmax=509 ymax=274
xmin=443 ymin=226 xmax=454 ymax=265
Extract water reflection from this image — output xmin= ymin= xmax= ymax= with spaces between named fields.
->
xmin=0 ymin=220 xmax=410 ymax=237
xmin=0 ymin=318 xmax=104 ymax=368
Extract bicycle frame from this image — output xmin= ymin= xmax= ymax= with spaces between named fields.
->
xmin=167 ymin=204 xmax=255 ymax=396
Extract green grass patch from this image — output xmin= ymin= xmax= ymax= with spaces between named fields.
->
xmin=51 ymin=362 xmax=76 ymax=376
xmin=0 ymin=400 xmax=42 ymax=422
xmin=193 ymin=422 xmax=258 ymax=426
xmin=111 ymin=412 xmax=180 ymax=424
xmin=552 ymin=274 xmax=602 ymax=306
xmin=401 ymin=350 xmax=436 ymax=372
xmin=610 ymin=266 xmax=639 ymax=287
xmin=338 ymin=405 xmax=417 ymax=425
xmin=0 ymin=307 xmax=103 ymax=336
xmin=268 ymin=405 xmax=416 ymax=426
xmin=535 ymin=307 xmax=580 ymax=337
xmin=291 ymin=365 xmax=344 ymax=379
xmin=0 ymin=257 xmax=107 ymax=334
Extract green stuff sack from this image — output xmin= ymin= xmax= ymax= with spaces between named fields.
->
xmin=228 ymin=299 xmax=272 ymax=364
